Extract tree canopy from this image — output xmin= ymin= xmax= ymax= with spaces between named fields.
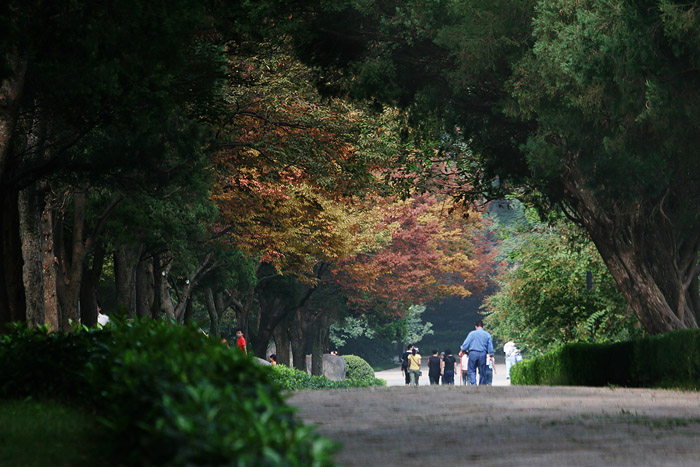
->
xmin=282 ymin=0 xmax=700 ymax=334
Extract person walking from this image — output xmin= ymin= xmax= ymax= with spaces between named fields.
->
xmin=441 ymin=349 xmax=456 ymax=385
xmin=503 ymin=340 xmax=518 ymax=380
xmin=460 ymin=349 xmax=469 ymax=385
xmin=428 ymin=349 xmax=441 ymax=385
xmin=401 ymin=345 xmax=414 ymax=386
xmin=235 ymin=329 xmax=247 ymax=354
xmin=407 ymin=348 xmax=422 ymax=386
xmin=483 ymin=354 xmax=495 ymax=385
xmin=460 ymin=320 xmax=494 ymax=386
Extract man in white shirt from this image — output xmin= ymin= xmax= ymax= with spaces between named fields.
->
xmin=504 ymin=340 xmax=518 ymax=379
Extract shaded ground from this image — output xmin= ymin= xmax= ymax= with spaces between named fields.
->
xmin=289 ymin=380 xmax=700 ymax=466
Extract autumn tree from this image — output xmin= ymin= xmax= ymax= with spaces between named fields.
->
xmin=335 ymin=193 xmax=484 ymax=315
xmin=282 ymin=0 xmax=700 ymax=334
xmin=209 ymin=49 xmax=404 ymax=362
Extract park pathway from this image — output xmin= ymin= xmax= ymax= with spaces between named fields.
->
xmin=289 ymin=378 xmax=700 ymax=466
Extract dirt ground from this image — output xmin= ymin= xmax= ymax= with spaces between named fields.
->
xmin=288 ymin=367 xmax=700 ymax=466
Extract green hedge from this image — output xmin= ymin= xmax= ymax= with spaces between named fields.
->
xmin=341 ymin=355 xmax=375 ymax=380
xmin=269 ymin=364 xmax=386 ymax=391
xmin=0 ymin=320 xmax=338 ymax=466
xmin=511 ymin=329 xmax=700 ymax=389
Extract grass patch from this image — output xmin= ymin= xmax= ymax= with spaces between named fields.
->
xmin=0 ymin=399 xmax=111 ymax=467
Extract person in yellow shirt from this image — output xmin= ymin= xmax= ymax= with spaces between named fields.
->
xmin=407 ymin=348 xmax=422 ymax=386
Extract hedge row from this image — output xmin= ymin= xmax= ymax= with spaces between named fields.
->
xmin=0 ymin=321 xmax=338 ymax=466
xmin=510 ymin=329 xmax=700 ymax=389
xmin=270 ymin=364 xmax=385 ymax=391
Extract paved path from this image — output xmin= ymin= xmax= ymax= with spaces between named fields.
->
xmin=289 ymin=382 xmax=700 ymax=466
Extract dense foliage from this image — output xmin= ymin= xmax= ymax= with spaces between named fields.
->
xmin=483 ymin=206 xmax=642 ymax=354
xmin=511 ymin=329 xmax=700 ymax=390
xmin=0 ymin=321 xmax=337 ymax=466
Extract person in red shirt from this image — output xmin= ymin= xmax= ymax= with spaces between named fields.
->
xmin=235 ymin=329 xmax=247 ymax=354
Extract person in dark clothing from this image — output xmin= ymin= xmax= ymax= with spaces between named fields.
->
xmin=441 ymin=349 xmax=456 ymax=385
xmin=428 ymin=349 xmax=441 ymax=385
xmin=401 ymin=344 xmax=414 ymax=386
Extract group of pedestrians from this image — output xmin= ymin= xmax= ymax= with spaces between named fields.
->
xmin=400 ymin=320 xmax=498 ymax=386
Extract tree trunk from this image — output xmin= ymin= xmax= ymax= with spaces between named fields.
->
xmin=134 ymin=255 xmax=153 ymax=319
xmin=562 ymin=165 xmax=700 ymax=333
xmin=54 ymin=192 xmax=89 ymax=331
xmin=161 ymin=253 xmax=214 ymax=324
xmin=0 ymin=189 xmax=26 ymax=331
xmin=289 ymin=316 xmax=307 ymax=372
xmin=151 ymin=253 xmax=164 ymax=319
xmin=114 ymin=243 xmax=141 ymax=317
xmin=272 ymin=316 xmax=291 ymax=365
xmin=205 ymin=288 xmax=220 ymax=337
xmin=253 ymin=295 xmax=289 ymax=358
xmin=311 ymin=317 xmax=326 ymax=376
xmin=79 ymin=240 xmax=106 ymax=327
xmin=17 ymin=102 xmax=48 ymax=328
xmin=19 ymin=181 xmax=46 ymax=328
xmin=161 ymin=261 xmax=176 ymax=321
xmin=231 ymin=287 xmax=255 ymax=343
xmin=183 ymin=297 xmax=194 ymax=325
xmin=42 ymin=202 xmax=58 ymax=330
xmin=54 ymin=190 xmax=120 ymax=331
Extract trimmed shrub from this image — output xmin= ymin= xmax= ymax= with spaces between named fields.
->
xmin=342 ymin=355 xmax=374 ymax=380
xmin=511 ymin=329 xmax=700 ymax=390
xmin=269 ymin=364 xmax=386 ymax=391
xmin=0 ymin=320 xmax=338 ymax=466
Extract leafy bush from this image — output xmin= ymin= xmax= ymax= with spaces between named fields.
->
xmin=269 ymin=365 xmax=386 ymax=391
xmin=342 ymin=355 xmax=375 ymax=380
xmin=0 ymin=324 xmax=107 ymax=401
xmin=0 ymin=320 xmax=338 ymax=466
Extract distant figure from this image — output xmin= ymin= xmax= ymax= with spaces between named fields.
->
xmin=460 ymin=320 xmax=494 ymax=386
xmin=407 ymin=348 xmax=422 ymax=386
xmin=221 ymin=338 xmax=230 ymax=349
xmin=269 ymin=354 xmax=278 ymax=366
xmin=428 ymin=349 xmax=441 ymax=385
xmin=460 ymin=350 xmax=469 ymax=385
xmin=97 ymin=312 xmax=110 ymax=327
xmin=441 ymin=349 xmax=456 ymax=385
xmin=401 ymin=344 xmax=414 ymax=386
xmin=235 ymin=328 xmax=247 ymax=354
xmin=330 ymin=350 xmax=339 ymax=355
xmin=504 ymin=340 xmax=518 ymax=379
xmin=484 ymin=354 xmax=495 ymax=385
xmin=96 ymin=304 xmax=110 ymax=327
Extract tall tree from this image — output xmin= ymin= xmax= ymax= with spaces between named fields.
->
xmin=505 ymin=0 xmax=700 ymax=333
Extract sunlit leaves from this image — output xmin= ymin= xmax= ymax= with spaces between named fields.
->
xmin=334 ymin=193 xmax=490 ymax=316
